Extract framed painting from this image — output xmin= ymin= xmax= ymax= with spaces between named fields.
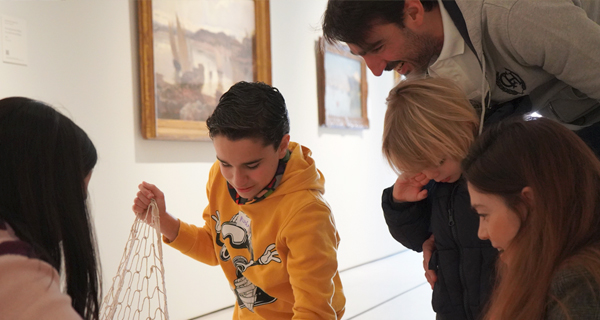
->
xmin=316 ymin=37 xmax=368 ymax=129
xmin=138 ymin=0 xmax=271 ymax=140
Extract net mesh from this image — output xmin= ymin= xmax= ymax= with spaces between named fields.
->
xmin=100 ymin=199 xmax=170 ymax=320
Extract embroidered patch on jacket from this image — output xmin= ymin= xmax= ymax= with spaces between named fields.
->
xmin=496 ymin=68 xmax=526 ymax=95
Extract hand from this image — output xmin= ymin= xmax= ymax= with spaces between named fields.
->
xmin=132 ymin=181 xmax=179 ymax=241
xmin=211 ymin=210 xmax=222 ymax=233
xmin=422 ymin=234 xmax=437 ymax=289
xmin=392 ymin=172 xmax=429 ymax=202
xmin=257 ymin=244 xmax=281 ymax=265
xmin=133 ymin=181 xmax=166 ymax=221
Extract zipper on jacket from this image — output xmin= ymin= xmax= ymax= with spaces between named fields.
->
xmin=447 ymin=183 xmax=474 ymax=320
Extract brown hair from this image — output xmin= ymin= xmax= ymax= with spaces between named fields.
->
xmin=462 ymin=117 xmax=600 ymax=320
xmin=382 ymin=77 xmax=479 ymax=174
xmin=322 ymin=0 xmax=438 ymax=47
xmin=206 ymin=81 xmax=290 ymax=149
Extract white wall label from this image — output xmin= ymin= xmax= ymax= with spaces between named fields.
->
xmin=2 ymin=15 xmax=28 ymax=66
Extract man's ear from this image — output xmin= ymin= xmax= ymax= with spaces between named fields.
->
xmin=278 ymin=134 xmax=290 ymax=158
xmin=403 ymin=0 xmax=425 ymax=28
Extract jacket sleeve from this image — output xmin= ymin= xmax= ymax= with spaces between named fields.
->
xmin=505 ymin=0 xmax=600 ymax=100
xmin=0 ymin=255 xmax=82 ymax=320
xmin=281 ymin=199 xmax=344 ymax=319
xmin=381 ymin=185 xmax=432 ymax=252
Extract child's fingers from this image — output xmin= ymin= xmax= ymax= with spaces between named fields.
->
xmin=132 ymin=196 xmax=150 ymax=215
xmin=394 ymin=175 xmax=412 ymax=190
xmin=399 ymin=171 xmax=419 ymax=182
xmin=138 ymin=182 xmax=157 ymax=199
xmin=416 ymin=189 xmax=428 ymax=200
xmin=133 ymin=182 xmax=156 ymax=216
xmin=413 ymin=172 xmax=429 ymax=184
xmin=135 ymin=189 xmax=153 ymax=205
xmin=142 ymin=181 xmax=165 ymax=199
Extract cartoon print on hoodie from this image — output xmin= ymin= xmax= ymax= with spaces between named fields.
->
xmin=212 ymin=210 xmax=281 ymax=312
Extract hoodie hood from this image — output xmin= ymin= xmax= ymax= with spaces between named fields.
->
xmin=274 ymin=141 xmax=325 ymax=196
xmin=224 ymin=141 xmax=325 ymax=205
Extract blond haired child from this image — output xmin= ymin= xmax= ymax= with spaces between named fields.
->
xmin=381 ymin=77 xmax=497 ymax=320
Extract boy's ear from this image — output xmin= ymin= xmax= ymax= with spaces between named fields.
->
xmin=278 ymin=134 xmax=291 ymax=158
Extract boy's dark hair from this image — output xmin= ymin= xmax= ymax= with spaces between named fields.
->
xmin=322 ymin=0 xmax=438 ymax=47
xmin=0 ymin=97 xmax=100 ymax=320
xmin=207 ymin=81 xmax=290 ymax=149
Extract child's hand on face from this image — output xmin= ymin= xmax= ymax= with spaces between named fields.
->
xmin=392 ymin=172 xmax=429 ymax=203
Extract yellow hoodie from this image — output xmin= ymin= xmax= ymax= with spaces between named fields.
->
xmin=167 ymin=142 xmax=345 ymax=319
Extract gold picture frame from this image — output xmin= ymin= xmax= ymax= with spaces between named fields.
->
xmin=138 ymin=0 xmax=272 ymax=140
xmin=316 ymin=37 xmax=369 ymax=129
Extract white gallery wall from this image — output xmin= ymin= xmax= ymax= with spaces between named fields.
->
xmin=0 ymin=1 xmax=410 ymax=319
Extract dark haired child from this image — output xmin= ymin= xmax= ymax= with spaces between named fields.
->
xmin=133 ymin=81 xmax=345 ymax=319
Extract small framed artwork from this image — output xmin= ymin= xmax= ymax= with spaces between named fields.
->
xmin=138 ymin=0 xmax=272 ymax=141
xmin=316 ymin=37 xmax=369 ymax=129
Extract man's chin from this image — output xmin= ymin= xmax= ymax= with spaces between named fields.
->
xmin=403 ymin=69 xmax=428 ymax=79
xmin=395 ymin=61 xmax=430 ymax=79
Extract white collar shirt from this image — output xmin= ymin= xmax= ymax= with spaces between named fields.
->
xmin=428 ymin=0 xmax=486 ymax=102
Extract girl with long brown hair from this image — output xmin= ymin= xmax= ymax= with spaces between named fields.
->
xmin=462 ymin=117 xmax=600 ymax=319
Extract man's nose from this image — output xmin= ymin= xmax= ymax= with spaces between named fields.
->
xmin=363 ymin=55 xmax=385 ymax=77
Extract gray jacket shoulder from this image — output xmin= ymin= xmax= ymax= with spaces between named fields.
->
xmin=455 ymin=0 xmax=600 ymax=126
xmin=546 ymin=266 xmax=600 ymax=320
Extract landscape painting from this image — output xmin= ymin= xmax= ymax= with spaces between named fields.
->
xmin=139 ymin=0 xmax=271 ymax=140
xmin=316 ymin=38 xmax=369 ymax=129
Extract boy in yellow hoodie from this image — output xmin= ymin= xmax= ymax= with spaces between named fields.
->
xmin=132 ymin=81 xmax=345 ymax=319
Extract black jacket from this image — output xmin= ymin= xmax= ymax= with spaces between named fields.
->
xmin=382 ymin=178 xmax=497 ymax=320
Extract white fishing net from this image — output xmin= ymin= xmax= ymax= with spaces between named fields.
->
xmin=100 ymin=199 xmax=170 ymax=320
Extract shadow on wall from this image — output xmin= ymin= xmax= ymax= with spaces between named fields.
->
xmin=134 ymin=138 xmax=216 ymax=163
